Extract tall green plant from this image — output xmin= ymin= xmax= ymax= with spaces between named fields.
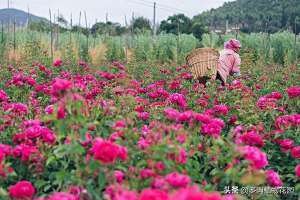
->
xmin=105 ymin=37 xmax=125 ymax=62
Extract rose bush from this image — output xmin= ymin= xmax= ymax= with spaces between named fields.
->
xmin=0 ymin=60 xmax=299 ymax=199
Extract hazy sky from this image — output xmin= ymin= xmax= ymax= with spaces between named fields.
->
xmin=1 ymin=0 xmax=234 ymax=25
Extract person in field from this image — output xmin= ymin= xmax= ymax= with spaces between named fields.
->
xmin=216 ymin=39 xmax=241 ymax=84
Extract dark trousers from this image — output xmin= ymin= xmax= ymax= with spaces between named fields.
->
xmin=197 ymin=73 xmax=224 ymax=86
xmin=216 ymin=72 xmax=225 ymax=86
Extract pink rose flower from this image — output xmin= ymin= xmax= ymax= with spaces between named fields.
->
xmin=266 ymin=170 xmax=283 ymax=187
xmin=295 ymin=164 xmax=300 ymax=178
xmin=287 ymin=86 xmax=300 ymax=98
xmin=9 ymin=181 xmax=35 ymax=199
xmin=114 ymin=170 xmax=125 ymax=183
xmin=48 ymin=192 xmax=77 ymax=200
xmin=52 ymin=78 xmax=72 ymax=93
xmin=140 ymin=189 xmax=168 ymax=200
xmin=165 ymin=172 xmax=191 ymax=188
xmin=291 ymin=146 xmax=300 ymax=159
xmin=0 ymin=89 xmax=8 ymax=101
xmin=240 ymin=146 xmax=268 ymax=169
xmin=53 ymin=59 xmax=63 ymax=67
xmin=91 ymin=138 xmax=127 ymax=164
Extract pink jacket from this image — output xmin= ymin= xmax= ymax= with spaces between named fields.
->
xmin=217 ymin=49 xmax=241 ymax=83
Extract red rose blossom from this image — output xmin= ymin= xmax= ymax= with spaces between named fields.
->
xmin=9 ymin=181 xmax=35 ymax=199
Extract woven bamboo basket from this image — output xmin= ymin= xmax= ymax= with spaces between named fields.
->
xmin=186 ymin=48 xmax=219 ymax=80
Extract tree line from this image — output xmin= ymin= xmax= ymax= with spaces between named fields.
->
xmin=27 ymin=0 xmax=300 ymax=40
xmin=27 ymin=13 xmax=208 ymax=40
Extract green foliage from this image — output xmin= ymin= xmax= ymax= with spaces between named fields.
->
xmin=60 ymin=36 xmax=78 ymax=66
xmin=0 ymin=49 xmax=299 ymax=200
xmin=0 ymin=31 xmax=7 ymax=65
xmin=270 ymin=31 xmax=295 ymax=65
xmin=20 ymin=31 xmax=50 ymax=65
xmin=0 ymin=27 xmax=299 ymax=66
xmin=176 ymin=34 xmax=199 ymax=65
xmin=153 ymin=34 xmax=177 ymax=63
xmin=130 ymin=33 xmax=198 ymax=64
xmin=202 ymin=32 xmax=220 ymax=48
xmin=105 ymin=37 xmax=126 ymax=62
xmin=159 ymin=14 xmax=192 ymax=35
xmin=132 ymin=34 xmax=154 ymax=62
xmin=79 ymin=40 xmax=91 ymax=63
xmin=91 ymin=21 xmax=128 ymax=36
xmin=28 ymin=21 xmax=51 ymax=32
xmin=203 ymin=31 xmax=299 ymax=66
xmin=191 ymin=22 xmax=209 ymax=40
xmin=131 ymin=17 xmax=152 ymax=34
xmin=194 ymin=0 xmax=300 ymax=34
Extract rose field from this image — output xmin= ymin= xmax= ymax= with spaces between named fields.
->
xmin=0 ymin=58 xmax=299 ymax=200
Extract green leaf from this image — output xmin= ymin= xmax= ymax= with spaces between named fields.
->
xmin=98 ymin=170 xmax=107 ymax=191
xmin=46 ymin=156 xmax=56 ymax=166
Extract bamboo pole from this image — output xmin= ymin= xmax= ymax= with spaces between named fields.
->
xmin=294 ymin=17 xmax=298 ymax=63
xmin=49 ymin=9 xmax=54 ymax=60
xmin=84 ymin=11 xmax=89 ymax=52
xmin=78 ymin=11 xmax=82 ymax=49
xmin=13 ymin=17 xmax=16 ymax=53
xmin=93 ymin=19 xmax=97 ymax=48
xmin=1 ymin=21 xmax=3 ymax=43
xmin=27 ymin=5 xmax=30 ymax=28
xmin=56 ymin=9 xmax=60 ymax=50
xmin=176 ymin=15 xmax=180 ymax=64
xmin=69 ymin=13 xmax=73 ymax=43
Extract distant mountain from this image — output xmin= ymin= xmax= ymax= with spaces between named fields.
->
xmin=0 ymin=8 xmax=48 ymax=27
xmin=193 ymin=0 xmax=300 ymax=34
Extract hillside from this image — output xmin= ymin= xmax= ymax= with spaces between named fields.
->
xmin=0 ymin=8 xmax=48 ymax=27
xmin=193 ymin=0 xmax=300 ymax=33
